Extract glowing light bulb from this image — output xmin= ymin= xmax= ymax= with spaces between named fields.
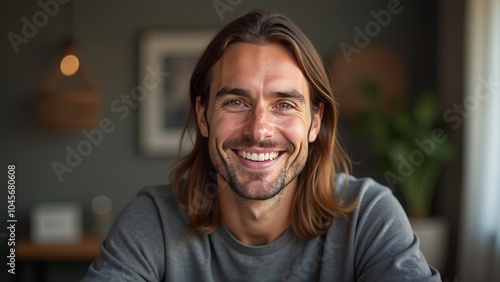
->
xmin=60 ymin=54 xmax=80 ymax=76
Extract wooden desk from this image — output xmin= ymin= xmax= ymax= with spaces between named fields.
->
xmin=17 ymin=233 xmax=104 ymax=261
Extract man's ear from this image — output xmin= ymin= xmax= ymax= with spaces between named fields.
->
xmin=308 ymin=102 xmax=323 ymax=143
xmin=196 ymin=96 xmax=209 ymax=137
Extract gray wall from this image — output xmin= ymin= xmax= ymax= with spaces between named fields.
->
xmin=0 ymin=0 xmax=438 ymax=280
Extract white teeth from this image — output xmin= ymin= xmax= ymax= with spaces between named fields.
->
xmin=237 ymin=150 xmax=279 ymax=162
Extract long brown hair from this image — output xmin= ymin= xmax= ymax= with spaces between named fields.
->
xmin=170 ymin=10 xmax=357 ymax=239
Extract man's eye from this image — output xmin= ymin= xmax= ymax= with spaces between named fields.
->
xmin=276 ymin=102 xmax=293 ymax=109
xmin=225 ymin=100 xmax=245 ymax=107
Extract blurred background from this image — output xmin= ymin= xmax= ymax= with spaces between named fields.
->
xmin=1 ymin=0 xmax=499 ymax=281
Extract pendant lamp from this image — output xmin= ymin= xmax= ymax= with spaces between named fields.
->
xmin=37 ymin=2 xmax=102 ymax=131
xmin=37 ymin=42 xmax=102 ymax=131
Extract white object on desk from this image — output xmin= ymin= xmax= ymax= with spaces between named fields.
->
xmin=31 ymin=202 xmax=83 ymax=244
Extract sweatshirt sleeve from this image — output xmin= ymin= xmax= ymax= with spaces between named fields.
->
xmin=81 ymin=194 xmax=165 ymax=282
xmin=352 ymin=179 xmax=441 ymax=281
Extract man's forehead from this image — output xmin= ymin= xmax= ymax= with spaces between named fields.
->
xmin=209 ymin=42 xmax=310 ymax=101
xmin=218 ymin=42 xmax=298 ymax=70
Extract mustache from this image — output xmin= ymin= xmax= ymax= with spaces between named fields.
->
xmin=223 ymin=137 xmax=294 ymax=152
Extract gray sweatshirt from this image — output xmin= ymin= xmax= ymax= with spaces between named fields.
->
xmin=82 ymin=174 xmax=441 ymax=281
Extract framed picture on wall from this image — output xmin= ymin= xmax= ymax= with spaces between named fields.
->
xmin=138 ymin=29 xmax=216 ymax=156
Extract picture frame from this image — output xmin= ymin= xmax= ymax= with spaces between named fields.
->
xmin=138 ymin=29 xmax=216 ymax=156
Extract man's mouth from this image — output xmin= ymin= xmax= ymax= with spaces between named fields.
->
xmin=236 ymin=150 xmax=281 ymax=162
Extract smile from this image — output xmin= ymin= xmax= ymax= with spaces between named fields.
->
xmin=237 ymin=150 xmax=280 ymax=162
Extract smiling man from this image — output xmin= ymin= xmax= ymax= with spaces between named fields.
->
xmin=197 ymin=41 xmax=322 ymax=246
xmin=84 ymin=10 xmax=441 ymax=281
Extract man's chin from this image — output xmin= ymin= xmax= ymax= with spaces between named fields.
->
xmin=231 ymin=189 xmax=281 ymax=201
xmin=228 ymin=177 xmax=287 ymax=201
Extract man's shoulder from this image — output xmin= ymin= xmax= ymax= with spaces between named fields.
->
xmin=137 ymin=184 xmax=174 ymax=198
xmin=130 ymin=184 xmax=188 ymax=224
xmin=335 ymin=173 xmax=393 ymax=204
xmin=334 ymin=173 xmax=407 ymax=228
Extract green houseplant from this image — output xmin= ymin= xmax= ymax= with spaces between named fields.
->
xmin=355 ymin=82 xmax=455 ymax=218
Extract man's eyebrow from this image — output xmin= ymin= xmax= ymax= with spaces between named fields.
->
xmin=215 ymin=86 xmax=251 ymax=99
xmin=272 ymin=90 xmax=306 ymax=102
xmin=215 ymin=87 xmax=305 ymax=103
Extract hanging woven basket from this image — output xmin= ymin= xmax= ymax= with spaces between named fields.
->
xmin=38 ymin=43 xmax=102 ymax=131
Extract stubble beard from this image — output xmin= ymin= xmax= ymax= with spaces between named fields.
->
xmin=209 ymin=140 xmax=308 ymax=201
xmin=225 ymin=161 xmax=288 ymax=200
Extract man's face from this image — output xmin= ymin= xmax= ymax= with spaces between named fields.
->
xmin=196 ymin=43 xmax=323 ymax=200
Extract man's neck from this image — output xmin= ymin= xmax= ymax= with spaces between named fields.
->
xmin=217 ymin=177 xmax=296 ymax=246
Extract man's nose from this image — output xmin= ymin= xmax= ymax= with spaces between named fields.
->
xmin=243 ymin=105 xmax=275 ymax=142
